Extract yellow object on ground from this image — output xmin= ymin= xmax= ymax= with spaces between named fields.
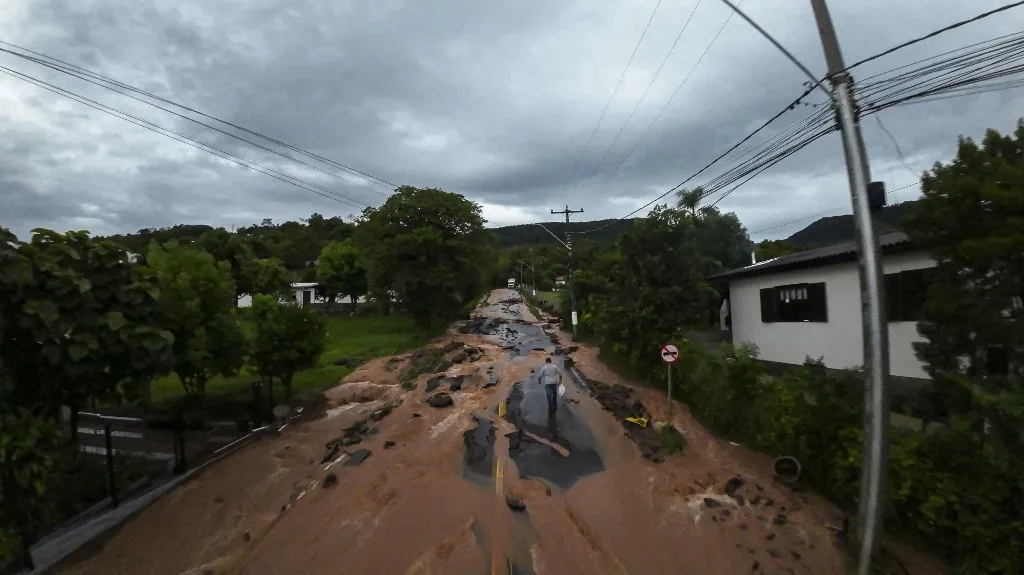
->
xmin=625 ymin=416 xmax=648 ymax=428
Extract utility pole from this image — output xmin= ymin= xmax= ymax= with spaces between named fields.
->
xmin=530 ymin=248 xmax=536 ymax=297
xmin=809 ymin=1 xmax=890 ymax=571
xmin=551 ymin=205 xmax=584 ymax=338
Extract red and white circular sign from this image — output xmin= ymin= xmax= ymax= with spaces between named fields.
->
xmin=660 ymin=343 xmax=679 ymax=364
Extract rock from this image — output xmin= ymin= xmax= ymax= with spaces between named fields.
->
xmin=442 ymin=341 xmax=465 ymax=353
xmin=426 ymin=393 xmax=454 ymax=408
xmin=425 ymin=376 xmax=442 ymax=392
xmin=344 ymin=419 xmax=369 ymax=434
xmin=703 ymin=498 xmax=722 ymax=509
xmin=790 ymin=550 xmax=801 ymax=560
xmin=750 ymin=494 xmax=763 ymax=505
xmin=243 ymin=530 xmax=252 ymax=542
xmin=320 ymin=443 xmax=341 ymax=464
xmin=766 ymin=533 xmax=776 ymax=541
xmin=505 ymin=494 xmax=527 ymax=512
xmin=751 ymin=561 xmax=759 ymax=572
xmin=767 ymin=549 xmax=782 ymax=559
xmin=323 ymin=472 xmax=338 ymax=488
xmin=452 ymin=352 xmax=467 ymax=364
xmin=448 ymin=378 xmax=464 ymax=392
xmin=724 ymin=476 xmax=745 ymax=497
xmin=733 ymin=494 xmax=745 ymax=506
xmin=384 ymin=440 xmax=396 ymax=449
xmin=343 ymin=436 xmax=362 ymax=446
xmin=721 ymin=509 xmax=731 ymax=517
xmin=435 ymin=359 xmax=453 ymax=373
xmin=411 ymin=413 xmax=422 ymax=418
xmin=565 ymin=346 xmax=578 ymax=354
xmin=344 ymin=449 xmax=372 ymax=467
xmin=773 ymin=514 xmax=788 ymax=525
xmin=764 ymin=498 xmax=775 ymax=507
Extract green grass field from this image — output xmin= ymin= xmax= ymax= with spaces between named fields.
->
xmin=534 ymin=291 xmax=562 ymax=313
xmin=148 ymin=314 xmax=436 ymax=414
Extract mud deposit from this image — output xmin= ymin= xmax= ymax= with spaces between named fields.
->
xmin=588 ymin=378 xmax=677 ymax=463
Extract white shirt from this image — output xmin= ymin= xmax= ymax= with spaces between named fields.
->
xmin=538 ymin=363 xmax=561 ymax=386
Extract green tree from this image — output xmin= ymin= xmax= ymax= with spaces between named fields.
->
xmin=755 ymin=239 xmax=803 ymax=262
xmin=1 ymin=229 xmax=174 ymax=441
xmin=354 ymin=186 xmax=493 ymax=327
xmin=148 ymin=241 xmax=245 ymax=400
xmin=316 ymin=241 xmax=368 ymax=312
xmin=241 ymin=257 xmax=291 ymax=300
xmin=676 ymin=187 xmax=705 ymax=217
xmin=0 ymin=403 xmax=67 ymax=568
xmin=250 ymin=295 xmax=326 ymax=403
xmin=904 ymin=122 xmax=1024 ymax=413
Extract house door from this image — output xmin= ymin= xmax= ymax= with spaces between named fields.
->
xmin=302 ymin=290 xmax=312 ymax=306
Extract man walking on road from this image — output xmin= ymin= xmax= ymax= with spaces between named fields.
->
xmin=538 ymin=357 xmax=562 ymax=413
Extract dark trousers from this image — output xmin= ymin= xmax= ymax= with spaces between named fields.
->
xmin=544 ymin=384 xmax=558 ymax=411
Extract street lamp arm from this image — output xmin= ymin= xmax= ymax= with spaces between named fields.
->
xmin=535 ymin=223 xmax=570 ymax=250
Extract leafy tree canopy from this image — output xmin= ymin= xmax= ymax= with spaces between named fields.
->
xmin=147 ymin=240 xmax=244 ymax=400
xmin=250 ymin=295 xmax=326 ymax=402
xmin=316 ymin=241 xmax=368 ymax=311
xmin=354 ymin=186 xmax=494 ymax=327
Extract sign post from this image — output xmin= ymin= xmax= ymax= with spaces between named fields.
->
xmin=660 ymin=343 xmax=679 ymax=418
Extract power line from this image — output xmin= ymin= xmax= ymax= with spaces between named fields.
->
xmin=558 ymin=0 xmax=665 ymax=191
xmin=581 ymin=0 xmax=707 ymax=183
xmin=747 ymin=180 xmax=922 ymax=236
xmin=572 ymin=83 xmax=819 ymax=235
xmin=0 ymin=65 xmax=370 ymax=210
xmin=873 ymin=115 xmax=920 ymax=180
xmin=844 ymin=0 xmax=1024 ymax=72
xmin=600 ymin=2 xmax=742 ymax=184
xmin=0 ymin=40 xmax=396 ymax=194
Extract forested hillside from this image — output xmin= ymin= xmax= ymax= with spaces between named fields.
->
xmin=784 ymin=200 xmax=919 ymax=248
xmin=490 ymin=218 xmax=635 ymax=248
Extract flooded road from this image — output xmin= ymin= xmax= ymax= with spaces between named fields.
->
xmin=54 ymin=289 xmax=907 ymax=575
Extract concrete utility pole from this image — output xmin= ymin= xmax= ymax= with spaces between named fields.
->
xmin=809 ymin=1 xmax=890 ymax=571
xmin=551 ymin=205 xmax=584 ymax=338
xmin=530 ymin=248 xmax=536 ymax=296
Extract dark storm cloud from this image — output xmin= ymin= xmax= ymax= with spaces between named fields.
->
xmin=1 ymin=0 xmax=1023 ymax=240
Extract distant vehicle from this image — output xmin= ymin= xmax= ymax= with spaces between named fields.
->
xmin=507 ymin=278 xmax=516 ymax=289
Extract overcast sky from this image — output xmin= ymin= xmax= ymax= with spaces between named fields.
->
xmin=2 ymin=0 xmax=1023 ymax=242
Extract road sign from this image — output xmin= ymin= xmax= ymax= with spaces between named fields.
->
xmin=660 ymin=343 xmax=679 ymax=364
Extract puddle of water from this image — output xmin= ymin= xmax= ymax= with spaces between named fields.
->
xmin=503 ymin=376 xmax=604 ymax=490
xmin=462 ymin=413 xmax=496 ymax=484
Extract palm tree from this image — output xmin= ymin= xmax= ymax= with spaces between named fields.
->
xmin=676 ymin=187 xmax=705 ymax=217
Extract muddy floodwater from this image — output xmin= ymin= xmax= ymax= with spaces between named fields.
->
xmin=52 ymin=289 xmax=943 ymax=575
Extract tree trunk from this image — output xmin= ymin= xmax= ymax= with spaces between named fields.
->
xmin=68 ymin=404 xmax=80 ymax=445
xmin=283 ymin=374 xmax=293 ymax=401
xmin=350 ymin=294 xmax=358 ymax=314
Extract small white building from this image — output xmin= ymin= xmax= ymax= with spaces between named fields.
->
xmin=714 ymin=232 xmax=935 ymax=380
xmin=237 ymin=282 xmax=366 ymax=308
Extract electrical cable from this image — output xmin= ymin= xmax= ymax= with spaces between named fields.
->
xmin=0 ymin=65 xmax=369 ymax=210
xmin=843 ymin=0 xmax=1024 ymax=72
xmin=557 ymin=0 xmax=665 ymax=191
xmin=580 ymin=0 xmax=707 ymax=183
xmin=600 ymin=3 xmax=741 ymax=184
xmin=0 ymin=40 xmax=396 ymax=193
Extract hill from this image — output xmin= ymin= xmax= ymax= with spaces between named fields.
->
xmin=490 ymin=218 xmax=636 ymax=248
xmin=785 ymin=200 xmax=919 ymax=249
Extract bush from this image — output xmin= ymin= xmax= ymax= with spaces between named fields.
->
xmin=675 ymin=345 xmax=1024 ymax=572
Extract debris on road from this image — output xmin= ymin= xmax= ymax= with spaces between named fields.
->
xmin=343 ymin=448 xmax=372 ymax=467
xmin=505 ymin=494 xmax=527 ymax=512
xmin=426 ymin=393 xmax=454 ymax=408
xmin=384 ymin=440 xmax=396 ymax=449
xmin=322 ymin=472 xmax=338 ymax=489
xmin=588 ymin=379 xmax=680 ymax=463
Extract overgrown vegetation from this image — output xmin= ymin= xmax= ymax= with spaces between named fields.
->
xmin=0 ymin=185 xmax=487 ymax=566
xmin=567 ymin=122 xmax=1024 ymax=573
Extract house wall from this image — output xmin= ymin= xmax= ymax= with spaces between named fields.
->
xmin=729 ymin=250 xmax=935 ymax=379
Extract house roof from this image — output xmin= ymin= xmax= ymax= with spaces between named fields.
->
xmin=291 ymin=282 xmax=318 ymax=289
xmin=710 ymin=231 xmax=916 ymax=281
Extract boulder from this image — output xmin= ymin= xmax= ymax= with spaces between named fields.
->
xmin=426 ymin=393 xmax=454 ymax=408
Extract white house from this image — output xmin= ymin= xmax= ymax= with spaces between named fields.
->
xmin=713 ymin=232 xmax=935 ymax=380
xmin=237 ymin=282 xmax=367 ymax=308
